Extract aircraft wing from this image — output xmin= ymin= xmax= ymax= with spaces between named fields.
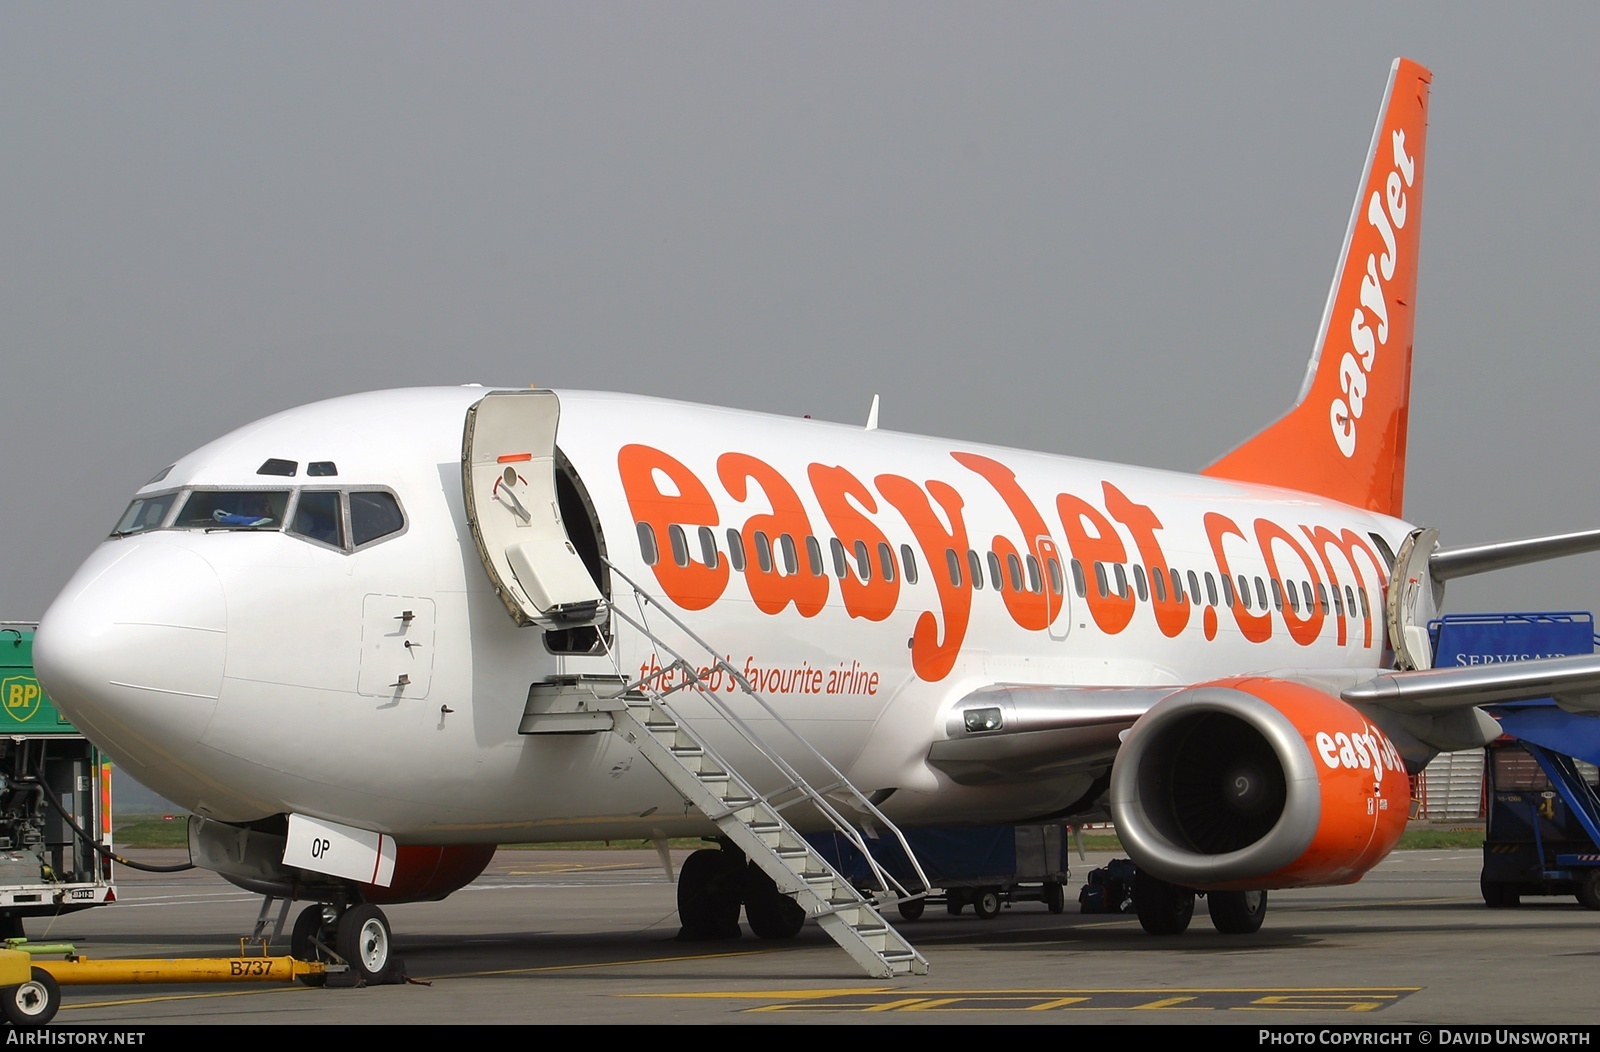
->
xmin=927 ymin=685 xmax=1178 ymax=786
xmin=929 ymin=655 xmax=1600 ymax=788
xmin=1342 ymin=653 xmax=1600 ymax=714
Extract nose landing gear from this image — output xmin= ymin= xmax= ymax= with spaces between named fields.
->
xmin=290 ymin=902 xmax=400 ymax=986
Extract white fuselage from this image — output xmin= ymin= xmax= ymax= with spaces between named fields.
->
xmin=35 ymin=386 xmax=1408 ymax=843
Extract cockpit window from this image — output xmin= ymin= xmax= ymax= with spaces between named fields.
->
xmin=257 ymin=458 xmax=298 ymax=477
xmin=175 ymin=490 xmax=291 ymax=530
xmin=350 ymin=491 xmax=404 ymax=547
xmin=145 ymin=465 xmax=174 ymax=486
xmin=112 ymin=492 xmax=179 ymax=536
xmin=289 ymin=491 xmax=345 ymax=548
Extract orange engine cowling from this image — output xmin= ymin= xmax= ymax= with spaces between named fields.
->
xmin=1108 ymin=676 xmax=1409 ymax=890
xmin=360 ymin=844 xmax=498 ymax=904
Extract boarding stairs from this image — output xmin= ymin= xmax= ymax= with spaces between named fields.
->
xmin=521 ymin=562 xmax=930 ymax=979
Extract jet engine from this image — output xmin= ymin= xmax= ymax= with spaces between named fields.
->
xmin=190 ymin=816 xmax=495 ymax=904
xmin=1109 ymin=677 xmax=1409 ymax=890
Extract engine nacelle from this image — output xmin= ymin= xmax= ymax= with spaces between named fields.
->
xmin=361 ymin=844 xmax=497 ymax=904
xmin=1109 ymin=676 xmax=1409 ymax=890
xmin=191 ymin=816 xmax=496 ymax=904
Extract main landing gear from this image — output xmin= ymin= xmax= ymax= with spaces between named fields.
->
xmin=1133 ymin=870 xmax=1268 ymax=936
xmin=290 ymin=902 xmax=401 ymax=985
xmin=677 ymin=844 xmax=806 ymax=942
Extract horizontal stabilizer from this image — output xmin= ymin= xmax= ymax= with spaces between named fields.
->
xmin=1430 ymin=527 xmax=1600 ymax=581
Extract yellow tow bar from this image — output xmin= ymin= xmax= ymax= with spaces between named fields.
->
xmin=35 ymin=955 xmax=329 ymax=985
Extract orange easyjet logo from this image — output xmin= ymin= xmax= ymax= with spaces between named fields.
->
xmin=619 ymin=445 xmax=1386 ymax=682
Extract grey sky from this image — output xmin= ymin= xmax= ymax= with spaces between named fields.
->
xmin=3 ymin=3 xmax=1597 ymax=619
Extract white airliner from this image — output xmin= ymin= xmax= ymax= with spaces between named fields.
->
xmin=32 ymin=58 xmax=1600 ymax=981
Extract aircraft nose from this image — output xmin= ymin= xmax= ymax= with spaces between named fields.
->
xmin=35 ymin=542 xmax=226 ymax=760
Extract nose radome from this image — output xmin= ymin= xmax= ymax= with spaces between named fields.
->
xmin=35 ymin=542 xmax=227 ymax=768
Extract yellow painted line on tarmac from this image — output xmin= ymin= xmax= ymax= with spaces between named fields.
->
xmin=502 ymin=861 xmax=654 ymax=876
xmin=636 ymin=986 xmax=1423 ymax=1014
xmin=63 ymin=985 xmax=302 ymax=1013
xmin=634 ymin=988 xmax=893 ymax=1000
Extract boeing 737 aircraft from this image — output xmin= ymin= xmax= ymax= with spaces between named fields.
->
xmin=32 ymin=58 xmax=1600 ymax=982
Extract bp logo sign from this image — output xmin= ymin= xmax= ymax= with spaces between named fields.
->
xmin=1 ymin=675 xmax=43 ymax=723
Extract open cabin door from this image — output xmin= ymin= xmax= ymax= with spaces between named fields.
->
xmin=1386 ymin=526 xmax=1441 ymax=670
xmin=463 ymin=390 xmax=604 ymax=628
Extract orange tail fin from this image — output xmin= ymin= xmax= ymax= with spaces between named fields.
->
xmin=1204 ymin=58 xmax=1431 ymax=517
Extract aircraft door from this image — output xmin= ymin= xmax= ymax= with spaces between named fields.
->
xmin=463 ymin=390 xmax=604 ymax=628
xmin=1034 ymin=535 xmax=1071 ymax=641
xmin=1386 ymin=526 xmax=1441 ymax=670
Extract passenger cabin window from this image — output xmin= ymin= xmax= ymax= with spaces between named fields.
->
xmin=878 ymin=542 xmax=896 ymax=583
xmin=726 ymin=528 xmax=746 ymax=572
xmin=831 ymin=538 xmax=849 ymax=578
xmin=290 ymin=491 xmax=344 ymax=548
xmin=806 ymin=536 xmax=825 ymax=577
xmin=350 ymin=491 xmax=405 ymax=547
xmin=669 ymin=525 xmax=690 ymax=568
xmin=636 ymin=522 xmax=659 ymax=566
xmin=946 ymin=549 xmax=963 ymax=587
xmin=968 ymin=550 xmax=985 ymax=590
xmin=699 ymin=527 xmax=720 ymax=568
xmin=901 ymin=544 xmax=919 ymax=584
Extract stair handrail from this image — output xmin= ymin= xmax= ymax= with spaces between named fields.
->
xmin=599 ymin=558 xmax=930 ymax=902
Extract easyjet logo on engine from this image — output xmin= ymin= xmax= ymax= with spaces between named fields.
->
xmin=1315 ymin=721 xmax=1402 ymax=782
xmin=619 ymin=444 xmax=1388 ymax=683
xmin=1330 ymin=128 xmax=1416 ymax=458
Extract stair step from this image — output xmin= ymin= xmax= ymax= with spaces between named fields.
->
xmin=597 ymin=618 xmax=927 ymax=980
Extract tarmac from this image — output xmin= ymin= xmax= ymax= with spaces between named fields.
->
xmin=17 ymin=844 xmax=1600 ymax=1027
